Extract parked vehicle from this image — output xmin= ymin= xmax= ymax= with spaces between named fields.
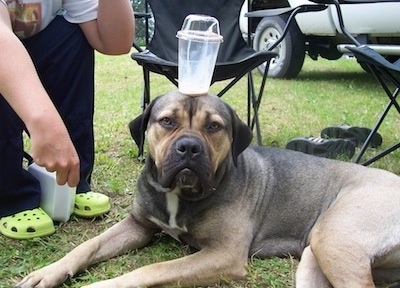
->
xmin=240 ymin=0 xmax=400 ymax=78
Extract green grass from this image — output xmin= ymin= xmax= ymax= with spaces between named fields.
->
xmin=2 ymin=50 xmax=400 ymax=288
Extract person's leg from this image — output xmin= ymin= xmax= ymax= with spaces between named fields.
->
xmin=0 ymin=98 xmax=41 ymax=218
xmin=23 ymin=16 xmax=110 ymax=217
xmin=0 ymin=95 xmax=55 ymax=239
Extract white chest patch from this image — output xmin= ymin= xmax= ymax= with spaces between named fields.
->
xmin=149 ymin=188 xmax=188 ymax=241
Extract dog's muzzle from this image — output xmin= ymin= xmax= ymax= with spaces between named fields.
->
xmin=157 ymin=136 xmax=215 ymax=200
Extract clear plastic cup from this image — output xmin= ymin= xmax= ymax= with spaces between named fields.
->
xmin=177 ymin=14 xmax=223 ymax=96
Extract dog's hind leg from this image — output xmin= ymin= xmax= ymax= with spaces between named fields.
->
xmin=309 ymin=227 xmax=375 ymax=288
xmin=296 ymin=246 xmax=332 ymax=288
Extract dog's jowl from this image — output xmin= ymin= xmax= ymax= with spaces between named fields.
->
xmin=17 ymin=91 xmax=400 ymax=288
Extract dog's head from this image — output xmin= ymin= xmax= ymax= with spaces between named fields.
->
xmin=129 ymin=91 xmax=252 ymax=200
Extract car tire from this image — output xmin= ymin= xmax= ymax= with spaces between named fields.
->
xmin=253 ymin=16 xmax=306 ymax=79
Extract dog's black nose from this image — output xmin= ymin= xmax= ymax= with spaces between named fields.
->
xmin=175 ymin=138 xmax=203 ymax=160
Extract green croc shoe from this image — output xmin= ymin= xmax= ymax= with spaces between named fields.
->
xmin=0 ymin=208 xmax=55 ymax=239
xmin=74 ymin=192 xmax=110 ymax=218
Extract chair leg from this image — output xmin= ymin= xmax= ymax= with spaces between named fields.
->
xmin=249 ymin=60 xmax=271 ymax=146
xmin=137 ymin=67 xmax=151 ymax=161
xmin=142 ymin=67 xmax=150 ymax=112
xmin=354 ymin=95 xmax=393 ymax=164
xmin=250 ymin=60 xmax=270 ymax=129
xmin=248 ymin=72 xmax=263 ymax=146
xmin=353 ymin=65 xmax=400 ymax=165
xmin=215 ymin=70 xmax=264 ymax=145
xmin=362 ymin=143 xmax=400 ymax=166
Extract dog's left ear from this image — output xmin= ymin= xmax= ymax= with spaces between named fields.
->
xmin=129 ymin=100 xmax=156 ymax=156
xmin=228 ymin=105 xmax=253 ymax=166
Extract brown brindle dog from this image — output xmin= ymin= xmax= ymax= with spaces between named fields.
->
xmin=17 ymin=91 xmax=400 ymax=288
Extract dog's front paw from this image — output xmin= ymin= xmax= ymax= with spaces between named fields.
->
xmin=15 ymin=262 xmax=72 ymax=288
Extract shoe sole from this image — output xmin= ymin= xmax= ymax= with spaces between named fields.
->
xmin=73 ymin=204 xmax=111 ymax=218
xmin=286 ymin=137 xmax=355 ymax=159
xmin=321 ymin=126 xmax=382 ymax=148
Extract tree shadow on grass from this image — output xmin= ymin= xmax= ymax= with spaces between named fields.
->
xmin=297 ymin=69 xmax=374 ymax=83
xmin=295 ymin=69 xmax=387 ymax=94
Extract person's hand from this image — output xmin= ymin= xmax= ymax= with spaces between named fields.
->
xmin=28 ymin=115 xmax=80 ymax=187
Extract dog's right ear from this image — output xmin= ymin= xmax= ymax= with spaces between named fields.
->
xmin=128 ymin=100 xmax=156 ymax=156
xmin=228 ymin=105 xmax=253 ymax=166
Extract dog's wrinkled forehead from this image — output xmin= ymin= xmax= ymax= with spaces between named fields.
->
xmin=150 ymin=92 xmax=230 ymax=126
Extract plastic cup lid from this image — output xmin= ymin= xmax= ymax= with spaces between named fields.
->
xmin=176 ymin=14 xmax=223 ymax=43
xmin=176 ymin=30 xmax=223 ymax=42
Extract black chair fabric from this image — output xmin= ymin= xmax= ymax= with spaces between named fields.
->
xmin=132 ymin=0 xmax=277 ymax=145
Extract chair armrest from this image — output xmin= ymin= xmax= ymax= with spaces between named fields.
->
xmin=245 ymin=4 xmax=328 ymax=52
xmin=345 ymin=45 xmax=400 ymax=72
xmin=338 ymin=44 xmax=400 ymax=56
xmin=310 ymin=0 xmax=398 ymax=3
xmin=245 ymin=7 xmax=293 ymax=18
xmin=245 ymin=4 xmax=327 ymax=19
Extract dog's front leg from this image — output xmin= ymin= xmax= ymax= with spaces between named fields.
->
xmin=16 ymin=214 xmax=156 ymax=288
xmin=81 ymin=248 xmax=248 ymax=288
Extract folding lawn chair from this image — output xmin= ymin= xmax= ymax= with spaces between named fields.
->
xmin=250 ymin=0 xmax=400 ymax=165
xmin=328 ymin=0 xmax=400 ymax=165
xmin=131 ymin=0 xmax=277 ymax=149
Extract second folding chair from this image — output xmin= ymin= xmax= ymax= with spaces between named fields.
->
xmin=248 ymin=0 xmax=400 ymax=165
xmin=328 ymin=0 xmax=400 ymax=165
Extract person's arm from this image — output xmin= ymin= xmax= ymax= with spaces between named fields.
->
xmin=0 ymin=5 xmax=80 ymax=186
xmin=79 ymin=0 xmax=135 ymax=55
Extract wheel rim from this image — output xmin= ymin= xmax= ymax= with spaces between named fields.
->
xmin=257 ymin=26 xmax=286 ymax=73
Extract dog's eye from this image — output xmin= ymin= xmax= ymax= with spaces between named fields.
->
xmin=159 ymin=117 xmax=173 ymax=128
xmin=206 ymin=121 xmax=222 ymax=133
